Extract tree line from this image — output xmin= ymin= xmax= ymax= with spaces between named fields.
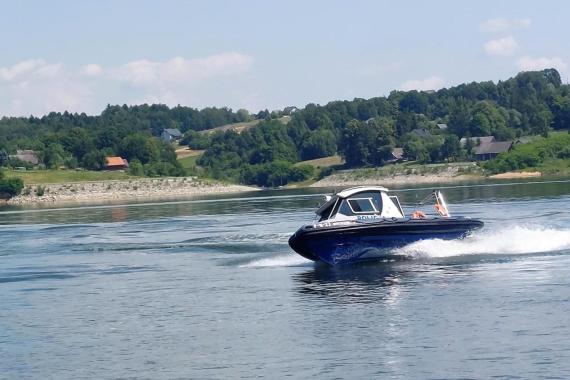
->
xmin=193 ymin=69 xmax=570 ymax=185
xmin=0 ymin=69 xmax=569 ymax=187
xmin=0 ymin=104 xmax=253 ymax=177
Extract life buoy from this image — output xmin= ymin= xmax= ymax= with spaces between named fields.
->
xmin=411 ymin=210 xmax=426 ymax=219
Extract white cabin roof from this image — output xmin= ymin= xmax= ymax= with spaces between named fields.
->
xmin=315 ymin=186 xmax=390 ymax=216
xmin=336 ymin=186 xmax=389 ymax=198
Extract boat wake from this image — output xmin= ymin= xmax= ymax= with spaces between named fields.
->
xmin=242 ymin=225 xmax=570 ymax=268
xmin=395 ymin=225 xmax=570 ymax=258
xmin=240 ymin=254 xmax=311 ymax=268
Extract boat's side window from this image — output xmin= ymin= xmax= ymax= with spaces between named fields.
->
xmin=347 ymin=198 xmax=377 ymax=213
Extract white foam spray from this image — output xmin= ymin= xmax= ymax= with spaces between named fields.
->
xmin=241 ymin=253 xmax=311 ymax=268
xmin=395 ymin=225 xmax=570 ymax=258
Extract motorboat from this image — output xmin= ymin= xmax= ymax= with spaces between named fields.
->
xmin=288 ymin=186 xmax=483 ymax=265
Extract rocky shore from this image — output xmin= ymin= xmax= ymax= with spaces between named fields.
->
xmin=310 ymin=165 xmax=482 ymax=188
xmin=7 ymin=177 xmax=258 ymax=205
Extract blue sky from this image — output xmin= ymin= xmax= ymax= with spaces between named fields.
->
xmin=1 ymin=0 xmax=569 ymax=116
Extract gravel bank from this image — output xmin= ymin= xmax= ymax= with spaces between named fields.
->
xmin=7 ymin=177 xmax=258 ymax=205
xmin=311 ymin=165 xmax=482 ymax=187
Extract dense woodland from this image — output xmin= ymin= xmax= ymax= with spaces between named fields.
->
xmin=197 ymin=69 xmax=570 ymax=185
xmin=1 ymin=69 xmax=569 ymax=187
xmin=0 ymin=105 xmax=252 ymax=176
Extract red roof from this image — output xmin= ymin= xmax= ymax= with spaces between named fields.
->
xmin=106 ymin=156 xmax=127 ymax=167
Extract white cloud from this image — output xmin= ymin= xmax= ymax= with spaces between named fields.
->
xmin=400 ymin=76 xmax=445 ymax=91
xmin=0 ymin=59 xmax=48 ymax=81
xmin=80 ymin=64 xmax=103 ymax=77
xmin=517 ymin=56 xmax=567 ymax=74
xmin=484 ymin=36 xmax=518 ymax=56
xmin=0 ymin=59 xmax=91 ymax=116
xmin=480 ymin=17 xmax=531 ymax=33
xmin=115 ymin=52 xmax=253 ymax=87
xmin=0 ymin=53 xmax=255 ymax=116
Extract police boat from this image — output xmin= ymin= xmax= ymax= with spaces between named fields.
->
xmin=288 ymin=186 xmax=483 ymax=265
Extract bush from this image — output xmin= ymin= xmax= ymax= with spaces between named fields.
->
xmin=0 ymin=175 xmax=24 ymax=199
xmin=129 ymin=159 xmax=145 ymax=176
xmin=36 ymin=185 xmax=45 ymax=197
xmin=143 ymin=161 xmax=185 ymax=177
xmin=318 ymin=166 xmax=335 ymax=179
xmin=241 ymin=161 xmax=315 ymax=187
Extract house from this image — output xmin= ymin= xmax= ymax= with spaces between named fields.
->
xmin=390 ymin=147 xmax=405 ymax=162
xmin=475 ymin=141 xmax=513 ymax=161
xmin=10 ymin=150 xmax=40 ymax=165
xmin=411 ymin=128 xmax=432 ymax=139
xmin=436 ymin=123 xmax=448 ymax=130
xmin=105 ymin=156 xmax=129 ymax=170
xmin=283 ymin=106 xmax=299 ymax=115
xmin=459 ymin=136 xmax=495 ymax=147
xmin=161 ymin=128 xmax=182 ymax=143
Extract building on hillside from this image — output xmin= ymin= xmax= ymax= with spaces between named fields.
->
xmin=161 ymin=128 xmax=182 ymax=143
xmin=10 ymin=150 xmax=40 ymax=165
xmin=105 ymin=156 xmax=129 ymax=170
xmin=389 ymin=147 xmax=405 ymax=162
xmin=436 ymin=123 xmax=448 ymax=130
xmin=460 ymin=136 xmax=495 ymax=147
xmin=283 ymin=106 xmax=299 ymax=115
xmin=411 ymin=128 xmax=432 ymax=139
xmin=475 ymin=141 xmax=513 ymax=161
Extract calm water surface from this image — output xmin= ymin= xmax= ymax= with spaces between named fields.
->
xmin=1 ymin=181 xmax=570 ymax=379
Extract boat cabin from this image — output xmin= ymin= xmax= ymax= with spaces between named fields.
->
xmin=315 ymin=186 xmax=405 ymax=223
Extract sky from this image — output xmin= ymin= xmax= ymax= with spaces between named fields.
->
xmin=1 ymin=0 xmax=569 ymax=117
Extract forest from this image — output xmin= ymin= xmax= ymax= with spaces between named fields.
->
xmin=1 ymin=69 xmax=569 ymax=187
xmin=196 ymin=69 xmax=570 ymax=185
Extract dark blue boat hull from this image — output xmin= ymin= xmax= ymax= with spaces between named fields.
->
xmin=288 ymin=218 xmax=483 ymax=265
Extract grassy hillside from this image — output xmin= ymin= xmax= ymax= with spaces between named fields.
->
xmin=294 ymin=155 xmax=344 ymax=168
xmin=198 ymin=116 xmax=291 ymax=135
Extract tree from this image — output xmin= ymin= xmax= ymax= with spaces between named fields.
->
xmin=441 ymin=135 xmax=461 ymax=161
xmin=338 ymin=118 xmax=395 ymax=167
xmin=43 ymin=143 xmax=66 ymax=169
xmin=464 ymin=138 xmax=475 ymax=161
xmin=82 ymin=150 xmax=106 ymax=170
xmin=120 ymin=134 xmax=158 ymax=164
xmin=300 ymin=129 xmax=337 ymax=160
xmin=403 ymin=138 xmax=429 ymax=163
xmin=0 ymin=149 xmax=8 ymax=167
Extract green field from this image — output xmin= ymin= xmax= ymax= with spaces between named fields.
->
xmin=199 ymin=115 xmax=291 ymax=135
xmin=294 ymin=155 xmax=344 ymax=168
xmin=178 ymin=154 xmax=202 ymax=170
xmin=8 ymin=170 xmax=134 ymax=184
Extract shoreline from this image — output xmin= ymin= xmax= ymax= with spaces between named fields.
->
xmin=309 ymin=165 xmax=482 ymax=187
xmin=3 ymin=169 xmax=559 ymax=206
xmin=6 ymin=177 xmax=259 ymax=206
xmin=309 ymin=168 xmax=547 ymax=188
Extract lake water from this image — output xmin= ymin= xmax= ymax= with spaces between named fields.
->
xmin=1 ymin=181 xmax=570 ymax=379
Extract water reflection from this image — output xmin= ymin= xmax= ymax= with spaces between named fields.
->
xmin=293 ymin=262 xmax=409 ymax=304
xmin=110 ymin=206 xmax=128 ymax=222
xmin=292 ymin=259 xmax=480 ymax=305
